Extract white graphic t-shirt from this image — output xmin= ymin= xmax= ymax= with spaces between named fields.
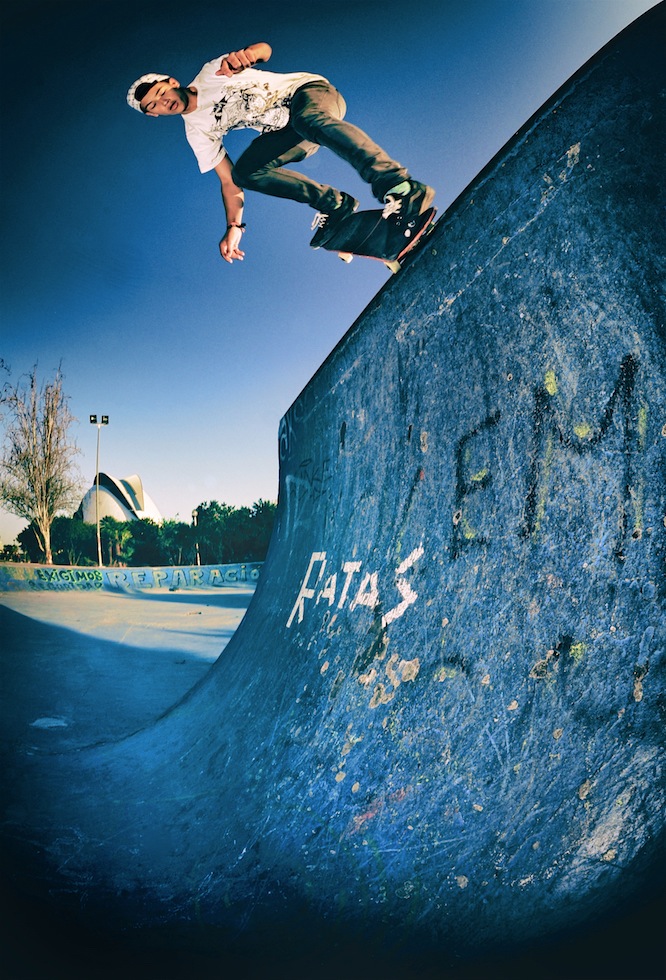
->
xmin=183 ymin=57 xmax=326 ymax=173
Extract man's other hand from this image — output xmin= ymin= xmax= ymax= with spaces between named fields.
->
xmin=219 ymin=226 xmax=245 ymax=263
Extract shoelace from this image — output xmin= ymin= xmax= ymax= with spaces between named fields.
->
xmin=311 ymin=211 xmax=328 ymax=231
xmin=382 ymin=195 xmax=403 ymax=219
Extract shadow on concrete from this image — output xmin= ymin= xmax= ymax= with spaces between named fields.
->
xmin=0 ymin=605 xmax=219 ymax=753
xmin=104 ymin=588 xmax=256 ymax=609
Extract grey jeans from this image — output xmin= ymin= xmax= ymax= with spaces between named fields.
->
xmin=231 ymin=81 xmax=408 ymax=212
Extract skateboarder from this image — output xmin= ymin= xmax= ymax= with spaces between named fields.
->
xmin=126 ymin=42 xmax=434 ymax=264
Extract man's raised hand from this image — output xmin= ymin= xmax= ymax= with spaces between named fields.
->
xmin=216 ymin=43 xmax=272 ymax=77
xmin=217 ymin=48 xmax=257 ymax=77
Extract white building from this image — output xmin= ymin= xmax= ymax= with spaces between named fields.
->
xmin=78 ymin=473 xmax=162 ymax=524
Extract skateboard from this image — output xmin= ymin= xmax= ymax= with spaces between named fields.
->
xmin=311 ymin=206 xmax=437 ymax=273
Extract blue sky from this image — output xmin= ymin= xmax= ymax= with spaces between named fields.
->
xmin=0 ymin=0 xmax=659 ymax=546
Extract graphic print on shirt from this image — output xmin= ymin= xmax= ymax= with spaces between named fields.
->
xmin=209 ymin=83 xmax=293 ymax=141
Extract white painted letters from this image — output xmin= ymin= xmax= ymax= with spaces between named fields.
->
xmin=382 ymin=545 xmax=425 ymax=627
xmin=287 ymin=552 xmax=327 ymax=628
xmin=287 ymin=547 xmax=424 ymax=629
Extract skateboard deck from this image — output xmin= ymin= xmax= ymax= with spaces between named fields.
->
xmin=311 ymin=207 xmax=437 ymax=273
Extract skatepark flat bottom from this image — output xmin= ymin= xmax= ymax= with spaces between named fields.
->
xmin=0 ymin=587 xmax=255 ymax=752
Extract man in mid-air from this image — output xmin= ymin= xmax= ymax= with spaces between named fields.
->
xmin=127 ymin=42 xmax=434 ymax=264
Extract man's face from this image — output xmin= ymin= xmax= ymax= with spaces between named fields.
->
xmin=140 ymin=78 xmax=190 ymax=116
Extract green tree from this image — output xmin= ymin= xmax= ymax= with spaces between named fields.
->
xmin=225 ymin=500 xmax=278 ymax=561
xmin=128 ymin=518 xmax=167 ymax=566
xmin=189 ymin=499 xmax=277 ymax=564
xmin=248 ymin=498 xmax=277 ymax=560
xmin=100 ymin=517 xmax=135 ymax=566
xmin=159 ymin=519 xmax=195 ymax=566
xmin=193 ymin=501 xmax=235 ymax=564
xmin=224 ymin=506 xmax=253 ymax=561
xmin=51 ymin=515 xmax=97 ymax=565
xmin=188 ymin=499 xmax=277 ymax=563
xmin=1 ymin=543 xmax=25 ymax=562
xmin=17 ymin=522 xmax=42 ymax=562
xmin=0 ymin=366 xmax=81 ymax=564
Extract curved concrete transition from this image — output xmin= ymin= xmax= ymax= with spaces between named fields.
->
xmin=3 ymin=7 xmax=664 ymax=976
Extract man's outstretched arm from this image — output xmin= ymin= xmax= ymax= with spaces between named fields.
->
xmin=217 ymin=42 xmax=272 ymax=77
xmin=215 ymin=157 xmax=246 ymax=264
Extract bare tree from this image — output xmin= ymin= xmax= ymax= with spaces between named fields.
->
xmin=0 ymin=365 xmax=82 ymax=564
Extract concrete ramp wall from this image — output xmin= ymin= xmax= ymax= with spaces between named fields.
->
xmin=3 ymin=5 xmax=664 ymax=973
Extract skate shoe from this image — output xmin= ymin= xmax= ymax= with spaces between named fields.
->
xmin=310 ymin=193 xmax=359 ymax=248
xmin=382 ymin=180 xmax=435 ymax=225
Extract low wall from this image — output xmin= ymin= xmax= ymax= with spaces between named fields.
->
xmin=0 ymin=562 xmax=262 ymax=593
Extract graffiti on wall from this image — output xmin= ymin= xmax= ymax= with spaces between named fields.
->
xmin=287 ymin=546 xmax=424 ymax=629
xmin=287 ymin=354 xmax=653 ymax=633
xmin=0 ymin=563 xmax=262 ymax=593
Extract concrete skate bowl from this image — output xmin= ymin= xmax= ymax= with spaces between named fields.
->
xmin=2 ymin=6 xmax=664 ymax=978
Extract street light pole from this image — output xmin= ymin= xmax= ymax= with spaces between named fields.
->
xmin=192 ymin=509 xmax=201 ymax=566
xmin=90 ymin=415 xmax=109 ymax=567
